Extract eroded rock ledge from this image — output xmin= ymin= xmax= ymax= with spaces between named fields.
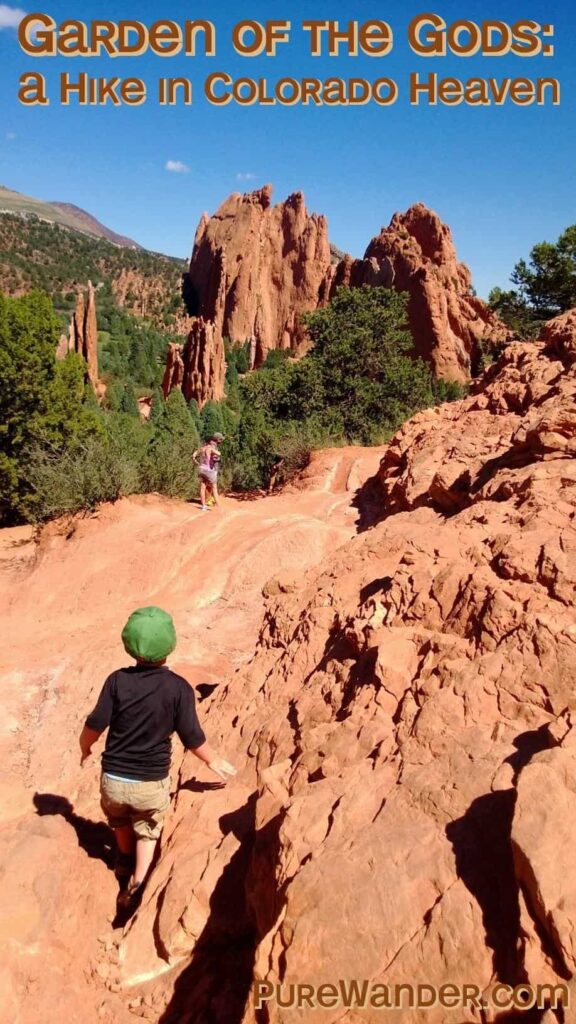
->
xmin=120 ymin=311 xmax=576 ymax=1023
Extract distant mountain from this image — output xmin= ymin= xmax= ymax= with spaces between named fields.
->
xmin=0 ymin=186 xmax=141 ymax=249
xmin=0 ymin=192 xmax=187 ymax=329
xmin=50 ymin=202 xmax=142 ymax=249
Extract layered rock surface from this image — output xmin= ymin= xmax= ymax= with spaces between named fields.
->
xmin=127 ymin=314 xmax=574 ymax=1022
xmin=0 ymin=448 xmax=382 ymax=1024
xmin=2 ymin=313 xmax=575 ymax=1024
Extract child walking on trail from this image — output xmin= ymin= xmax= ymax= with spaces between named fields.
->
xmin=79 ymin=606 xmax=236 ymax=911
xmin=193 ymin=433 xmax=224 ymax=512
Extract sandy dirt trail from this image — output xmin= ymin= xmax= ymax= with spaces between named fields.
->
xmin=0 ymin=446 xmax=383 ymax=1024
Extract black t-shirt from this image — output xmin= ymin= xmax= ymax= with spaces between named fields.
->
xmin=85 ymin=665 xmax=206 ymax=781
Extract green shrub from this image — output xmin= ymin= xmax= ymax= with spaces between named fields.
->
xmin=140 ymin=438 xmax=199 ymax=499
xmin=25 ymin=435 xmax=140 ymax=522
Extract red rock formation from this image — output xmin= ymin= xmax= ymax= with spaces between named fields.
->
xmin=330 ymin=203 xmax=513 ymax=382
xmin=161 ymin=322 xmax=226 ymax=407
xmin=181 ymin=318 xmax=227 ymax=407
xmin=161 ymin=341 xmax=185 ymax=397
xmin=2 ymin=312 xmax=576 ymax=1021
xmin=189 ymin=185 xmax=331 ymax=366
xmin=169 ymin=192 xmax=512 ymax=403
xmin=108 ymin=319 xmax=576 ymax=1021
xmin=56 ymin=281 xmax=99 ymax=383
xmin=540 ymin=307 xmax=576 ymax=364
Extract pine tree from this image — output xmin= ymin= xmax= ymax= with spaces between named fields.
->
xmin=121 ymin=382 xmax=140 ymax=418
xmin=0 ymin=291 xmax=101 ymax=522
xmin=106 ymin=380 xmax=124 ymax=412
xmin=150 ymin=387 xmax=166 ymax=427
xmin=163 ymin=388 xmax=200 ymax=445
xmin=188 ymin=398 xmax=202 ymax=432
xmin=200 ymin=401 xmax=225 ymax=440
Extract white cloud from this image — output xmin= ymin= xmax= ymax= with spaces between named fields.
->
xmin=165 ymin=160 xmax=190 ymax=174
xmin=0 ymin=5 xmax=27 ymax=30
xmin=236 ymin=172 xmax=256 ymax=182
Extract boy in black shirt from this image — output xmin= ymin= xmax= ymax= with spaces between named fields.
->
xmin=80 ymin=606 xmax=236 ymax=908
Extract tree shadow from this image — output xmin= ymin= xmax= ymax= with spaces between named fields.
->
xmin=33 ymin=792 xmax=115 ymax=869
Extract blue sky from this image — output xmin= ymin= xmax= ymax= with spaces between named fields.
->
xmin=0 ymin=0 xmax=574 ymax=297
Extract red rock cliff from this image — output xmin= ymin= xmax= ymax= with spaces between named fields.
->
xmin=328 ymin=203 xmax=513 ymax=382
xmin=188 ymin=184 xmax=332 ymax=367
xmin=166 ymin=192 xmax=512 ymax=404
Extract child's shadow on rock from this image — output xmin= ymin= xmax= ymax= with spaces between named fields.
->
xmin=33 ymin=792 xmax=115 ymax=870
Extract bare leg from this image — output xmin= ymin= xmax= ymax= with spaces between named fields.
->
xmin=114 ymin=825 xmax=136 ymax=855
xmin=212 ymin=482 xmax=220 ymax=506
xmin=200 ymin=480 xmax=207 ymax=507
xmin=134 ymin=838 xmax=158 ymax=885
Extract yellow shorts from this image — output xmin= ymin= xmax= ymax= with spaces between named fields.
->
xmin=100 ymin=774 xmax=171 ymax=840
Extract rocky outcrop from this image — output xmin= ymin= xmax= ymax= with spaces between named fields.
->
xmin=540 ymin=307 xmax=576 ymax=365
xmin=113 ymin=319 xmax=576 ymax=1020
xmin=371 ymin=316 xmax=576 ymax=520
xmin=2 ymin=313 xmax=576 ymax=1022
xmin=161 ymin=321 xmax=226 ymax=406
xmin=172 ymin=185 xmax=331 ymax=403
xmin=188 ymin=184 xmax=331 ymax=365
xmin=161 ymin=341 xmax=185 ymax=396
xmin=168 ymin=191 xmax=512 ymax=404
xmin=56 ymin=281 xmax=99 ymax=383
xmin=330 ymin=203 xmax=514 ymax=382
xmin=180 ymin=319 xmax=227 ymax=406
xmin=111 ymin=267 xmax=184 ymax=325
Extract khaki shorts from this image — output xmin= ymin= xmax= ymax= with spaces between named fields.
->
xmin=100 ymin=774 xmax=171 ymax=840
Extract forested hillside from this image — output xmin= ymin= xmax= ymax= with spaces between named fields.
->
xmin=0 ymin=213 xmax=186 ymax=327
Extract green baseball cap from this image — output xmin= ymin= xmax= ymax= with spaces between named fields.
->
xmin=122 ymin=607 xmax=177 ymax=663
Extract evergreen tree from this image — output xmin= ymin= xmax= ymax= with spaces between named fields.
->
xmin=150 ymin=387 xmax=166 ymax=428
xmin=163 ymin=389 xmax=200 ymax=445
xmin=121 ymin=382 xmax=140 ymax=418
xmin=105 ymin=380 xmax=125 ymax=412
xmin=200 ymin=401 xmax=225 ymax=440
xmin=142 ymin=388 xmax=200 ymax=499
xmin=188 ymin=398 xmax=202 ymax=432
xmin=235 ymin=343 xmax=250 ymax=374
xmin=304 ymin=287 xmax=434 ymax=442
xmin=0 ymin=291 xmax=101 ymax=522
xmin=225 ymin=359 xmax=241 ymax=412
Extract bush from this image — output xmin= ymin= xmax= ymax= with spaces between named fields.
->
xmin=431 ymin=378 xmax=466 ymax=403
xmin=25 ymin=435 xmax=140 ymax=522
xmin=140 ymin=438 xmax=199 ymax=499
